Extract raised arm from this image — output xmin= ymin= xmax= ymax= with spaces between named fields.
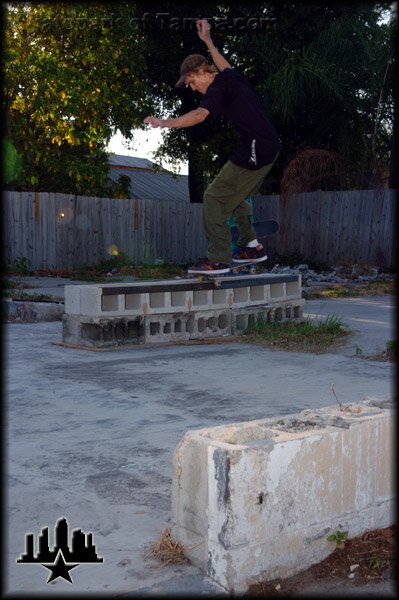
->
xmin=144 ymin=107 xmax=209 ymax=129
xmin=196 ymin=19 xmax=232 ymax=71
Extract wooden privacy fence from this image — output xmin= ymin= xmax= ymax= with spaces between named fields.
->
xmin=2 ymin=189 xmax=396 ymax=271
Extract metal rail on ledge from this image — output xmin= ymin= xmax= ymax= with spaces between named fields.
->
xmin=101 ymin=274 xmax=299 ymax=295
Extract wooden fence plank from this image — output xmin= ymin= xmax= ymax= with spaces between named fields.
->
xmin=3 ymin=190 xmax=397 ymax=271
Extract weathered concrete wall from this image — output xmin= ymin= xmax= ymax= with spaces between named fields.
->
xmin=172 ymin=399 xmax=395 ymax=593
xmin=3 ymin=299 xmax=64 ymax=323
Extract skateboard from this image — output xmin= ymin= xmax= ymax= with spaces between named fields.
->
xmin=194 ymin=259 xmax=269 ymax=286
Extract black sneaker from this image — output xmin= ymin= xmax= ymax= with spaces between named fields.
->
xmin=187 ymin=258 xmax=230 ymax=275
xmin=232 ymin=243 xmax=268 ymax=263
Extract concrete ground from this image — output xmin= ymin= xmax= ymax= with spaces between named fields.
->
xmin=4 ymin=282 xmax=396 ymax=596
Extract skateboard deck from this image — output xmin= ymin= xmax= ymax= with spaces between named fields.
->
xmin=230 ymin=219 xmax=279 ymax=245
xmin=195 ymin=259 xmax=269 ymax=286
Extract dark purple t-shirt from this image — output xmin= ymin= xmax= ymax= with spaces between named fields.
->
xmin=199 ymin=69 xmax=281 ymax=170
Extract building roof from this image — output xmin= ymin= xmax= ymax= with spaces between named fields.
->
xmin=108 ymin=154 xmax=156 ymax=170
xmin=108 ymin=154 xmax=190 ymax=202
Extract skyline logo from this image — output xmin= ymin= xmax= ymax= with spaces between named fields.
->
xmin=17 ymin=517 xmax=103 ymax=584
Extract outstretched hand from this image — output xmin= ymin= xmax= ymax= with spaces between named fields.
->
xmin=143 ymin=116 xmax=164 ymax=128
xmin=196 ymin=18 xmax=212 ymax=43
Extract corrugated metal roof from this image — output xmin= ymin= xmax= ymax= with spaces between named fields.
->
xmin=108 ymin=164 xmax=190 ymax=202
xmin=108 ymin=154 xmax=155 ymax=169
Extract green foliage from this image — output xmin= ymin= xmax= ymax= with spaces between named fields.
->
xmin=3 ymin=138 xmax=23 ymax=184
xmin=386 ymin=339 xmax=396 ymax=359
xmin=70 ymin=255 xmax=182 ymax=281
xmin=7 ymin=256 xmax=32 ymax=275
xmin=327 ymin=529 xmax=349 ymax=548
xmin=3 ymin=2 xmax=153 ymax=195
xmin=244 ymin=313 xmax=350 ymax=352
xmin=303 ymin=280 xmax=396 ymax=300
xmin=368 ymin=556 xmax=389 ymax=570
xmin=233 ymin=3 xmax=395 ymax=189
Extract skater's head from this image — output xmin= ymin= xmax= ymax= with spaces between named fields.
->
xmin=175 ymin=54 xmax=217 ymax=94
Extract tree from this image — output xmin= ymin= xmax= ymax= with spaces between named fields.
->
xmin=2 ymin=2 xmax=153 ymax=195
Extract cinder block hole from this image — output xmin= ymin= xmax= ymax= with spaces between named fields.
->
xmin=257 ymin=312 xmax=266 ymax=325
xmin=163 ymin=322 xmax=171 ymax=334
xmin=213 ymin=289 xmax=227 ymax=304
xmin=286 ymin=281 xmax=299 ymax=296
xmin=102 ymin=323 xmax=114 ymax=342
xmin=207 ymin=317 xmax=217 ymax=331
xmin=270 ymin=283 xmax=285 ymax=298
xmin=193 ymin=290 xmax=208 ymax=306
xmin=234 ymin=288 xmax=248 ymax=303
xmin=127 ymin=320 xmax=141 ymax=339
xmin=186 ymin=316 xmax=195 ymax=333
xmin=198 ymin=318 xmax=206 ymax=333
xmin=125 ymin=294 xmax=142 ymax=310
xmin=275 ymin=307 xmax=283 ymax=321
xmin=174 ymin=319 xmax=182 ymax=333
xmin=102 ymin=295 xmax=119 ymax=311
xmin=150 ymin=322 xmax=160 ymax=335
xmin=250 ymin=286 xmax=264 ymax=302
xmin=236 ymin=315 xmax=248 ymax=330
xmin=294 ymin=305 xmax=301 ymax=318
xmin=171 ymin=291 xmax=187 ymax=307
xmin=285 ymin=306 xmax=292 ymax=318
xmin=150 ymin=292 xmax=166 ymax=308
xmin=267 ymin=310 xmax=273 ymax=322
xmin=248 ymin=314 xmax=256 ymax=328
xmin=114 ymin=322 xmax=126 ymax=340
xmin=218 ymin=314 xmax=228 ymax=329
xmin=81 ymin=323 xmax=101 ymax=341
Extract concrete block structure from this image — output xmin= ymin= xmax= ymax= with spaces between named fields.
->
xmin=62 ymin=274 xmax=304 ymax=347
xmin=172 ymin=399 xmax=395 ymax=593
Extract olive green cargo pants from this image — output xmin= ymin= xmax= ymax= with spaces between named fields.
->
xmin=203 ymin=160 xmax=275 ymax=264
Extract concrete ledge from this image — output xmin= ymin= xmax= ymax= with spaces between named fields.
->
xmin=3 ymin=299 xmax=64 ymax=323
xmin=64 ymin=274 xmax=302 ymax=319
xmin=62 ymin=275 xmax=304 ymax=347
xmin=171 ymin=399 xmax=395 ymax=593
xmin=62 ymin=299 xmax=304 ymax=347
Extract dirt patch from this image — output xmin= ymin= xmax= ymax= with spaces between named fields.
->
xmin=247 ymin=525 xmax=396 ymax=596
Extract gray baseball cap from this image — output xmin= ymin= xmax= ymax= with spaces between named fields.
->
xmin=175 ymin=54 xmax=208 ymax=87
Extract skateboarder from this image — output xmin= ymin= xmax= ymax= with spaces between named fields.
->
xmin=144 ymin=18 xmax=281 ymax=275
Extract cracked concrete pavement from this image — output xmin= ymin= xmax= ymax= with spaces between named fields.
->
xmin=4 ymin=292 xmax=396 ymax=595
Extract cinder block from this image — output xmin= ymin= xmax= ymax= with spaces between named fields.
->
xmin=172 ymin=400 xmax=394 ymax=593
xmin=64 ymin=285 xmax=81 ymax=314
xmin=125 ymin=292 xmax=147 ymax=313
xmin=286 ymin=278 xmax=301 ymax=298
xmin=62 ymin=315 xmax=144 ymax=347
xmin=171 ymin=290 xmax=193 ymax=311
xmin=79 ymin=286 xmax=103 ymax=317
xmin=248 ymin=284 xmax=267 ymax=304
xmin=144 ymin=310 xmax=232 ymax=343
xmin=62 ymin=275 xmax=304 ymax=347
xmin=270 ymin=282 xmax=286 ymax=300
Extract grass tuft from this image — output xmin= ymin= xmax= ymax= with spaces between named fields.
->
xmin=243 ymin=314 xmax=352 ymax=353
